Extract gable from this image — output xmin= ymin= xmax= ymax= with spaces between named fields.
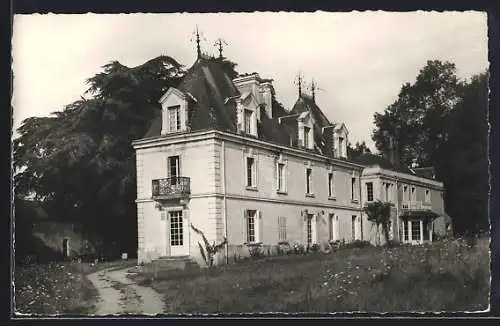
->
xmin=159 ymin=87 xmax=186 ymax=105
xmin=335 ymin=123 xmax=349 ymax=135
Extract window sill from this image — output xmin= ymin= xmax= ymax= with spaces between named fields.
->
xmin=276 ymin=190 xmax=288 ymax=195
xmin=351 ymin=199 xmax=359 ymax=204
xmin=305 ymin=193 xmax=315 ymax=198
xmin=244 ymin=242 xmax=263 ymax=246
xmin=245 ymin=186 xmax=258 ymax=192
xmin=328 ymin=196 xmax=337 ymax=201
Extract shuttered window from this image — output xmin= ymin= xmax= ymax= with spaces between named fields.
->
xmin=278 ymin=216 xmax=287 ymax=242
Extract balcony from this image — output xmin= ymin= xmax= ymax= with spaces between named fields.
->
xmin=152 ymin=177 xmax=191 ymax=200
xmin=401 ymin=201 xmax=432 ymax=211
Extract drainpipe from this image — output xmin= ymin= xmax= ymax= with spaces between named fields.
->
xmin=358 ymin=169 xmax=363 ymax=240
xmin=222 ymin=140 xmax=229 ymax=264
xmin=396 ymin=177 xmax=400 ymax=243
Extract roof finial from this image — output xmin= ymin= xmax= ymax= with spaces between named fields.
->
xmin=311 ymin=78 xmax=316 ymax=102
xmin=309 ymin=78 xmax=324 ymax=103
xmin=190 ymin=25 xmax=205 ymax=59
xmin=294 ymin=71 xmax=304 ymax=97
xmin=214 ymin=38 xmax=228 ymax=59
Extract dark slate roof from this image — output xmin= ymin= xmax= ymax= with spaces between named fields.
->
xmin=142 ymin=57 xmax=240 ymax=138
xmin=411 ymin=167 xmax=436 ymax=180
xmin=140 ymin=58 xmax=363 ymax=166
xmin=351 ymin=153 xmax=414 ymax=175
xmin=289 ymin=93 xmax=336 ymax=155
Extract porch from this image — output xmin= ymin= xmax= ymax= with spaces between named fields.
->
xmin=399 ymin=203 xmax=440 ymax=245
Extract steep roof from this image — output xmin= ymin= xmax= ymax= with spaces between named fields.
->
xmin=140 ymin=59 xmax=362 ymax=165
xmin=290 ymin=93 xmax=336 ymax=155
xmin=143 ymin=57 xmax=240 ymax=138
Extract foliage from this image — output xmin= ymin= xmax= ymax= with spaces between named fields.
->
xmin=364 ymin=200 xmax=394 ymax=245
xmin=190 ymin=224 xmax=227 ymax=267
xmin=137 ymin=237 xmax=489 ymax=313
xmin=247 ymin=244 xmax=264 ymax=259
xmin=372 ymin=59 xmax=488 ymax=236
xmin=347 ymin=141 xmax=372 ymax=160
xmin=308 ymin=243 xmax=321 ymax=253
xmin=13 ymin=56 xmax=185 ymax=253
xmin=217 ymin=56 xmax=239 ymax=80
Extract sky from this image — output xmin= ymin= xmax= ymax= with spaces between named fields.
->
xmin=12 ymin=11 xmax=488 ymax=151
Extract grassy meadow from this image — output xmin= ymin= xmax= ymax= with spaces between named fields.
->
xmin=13 ymin=260 xmax=136 ymax=315
xmin=133 ymin=237 xmax=490 ymax=313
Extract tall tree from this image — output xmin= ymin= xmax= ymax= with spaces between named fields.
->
xmin=14 ymin=55 xmax=185 ymax=254
xmin=373 ymin=60 xmax=460 ymax=172
xmin=371 ymin=59 xmax=488 ymax=236
xmin=442 ymin=72 xmax=489 ymax=235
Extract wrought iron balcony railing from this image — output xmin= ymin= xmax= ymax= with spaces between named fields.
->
xmin=401 ymin=201 xmax=432 ymax=211
xmin=152 ymin=177 xmax=191 ymax=200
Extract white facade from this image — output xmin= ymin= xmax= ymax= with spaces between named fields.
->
xmin=133 ymin=62 xmax=447 ymax=266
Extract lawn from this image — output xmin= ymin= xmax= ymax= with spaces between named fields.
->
xmin=133 ymin=237 xmax=490 ymax=313
xmin=13 ymin=260 xmax=137 ymax=316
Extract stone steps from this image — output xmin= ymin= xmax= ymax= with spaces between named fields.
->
xmin=148 ymin=256 xmax=200 ymax=272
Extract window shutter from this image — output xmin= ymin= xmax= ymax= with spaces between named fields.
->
xmin=315 ymin=214 xmax=320 ymax=244
xmin=258 ymin=210 xmax=263 ymax=243
xmin=244 ymin=210 xmax=249 ymax=243
xmin=167 ymin=157 xmax=171 ymax=178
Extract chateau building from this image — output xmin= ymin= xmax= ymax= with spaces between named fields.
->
xmin=132 ymin=40 xmax=447 ymax=265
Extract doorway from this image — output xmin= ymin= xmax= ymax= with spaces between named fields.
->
xmin=169 ymin=210 xmax=189 ymax=256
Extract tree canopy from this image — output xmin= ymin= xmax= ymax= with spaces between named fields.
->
xmin=347 ymin=141 xmax=372 ymax=160
xmin=372 ymin=60 xmax=488 ymax=236
xmin=14 ymin=55 xmax=186 ymax=254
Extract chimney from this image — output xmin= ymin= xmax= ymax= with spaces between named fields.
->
xmin=261 ymin=82 xmax=273 ymax=118
xmin=384 ymin=131 xmax=398 ymax=168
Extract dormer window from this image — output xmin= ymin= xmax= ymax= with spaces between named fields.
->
xmin=304 ymin=127 xmax=311 ymax=148
xmin=244 ymin=109 xmax=253 ymax=134
xmin=338 ymin=137 xmax=344 ymax=157
xmin=168 ymin=105 xmax=181 ymax=132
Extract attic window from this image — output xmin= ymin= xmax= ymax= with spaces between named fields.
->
xmin=244 ymin=109 xmax=253 ymax=134
xmin=304 ymin=127 xmax=311 ymax=149
xmin=338 ymin=137 xmax=344 ymax=157
xmin=168 ymin=105 xmax=181 ymax=132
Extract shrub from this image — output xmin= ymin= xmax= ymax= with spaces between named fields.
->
xmin=248 ymin=244 xmax=264 ymax=259
xmin=329 ymin=240 xmax=342 ymax=251
xmin=342 ymin=240 xmax=372 ymax=249
xmin=191 ymin=224 xmax=227 ymax=267
xmin=309 ymin=244 xmax=321 ymax=253
xmin=291 ymin=242 xmax=306 ymax=255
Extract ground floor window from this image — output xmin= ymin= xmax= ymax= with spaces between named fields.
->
xmin=306 ymin=214 xmax=313 ymax=245
xmin=411 ymin=220 xmax=421 ymax=242
xmin=278 ymin=216 xmax=287 ymax=242
xmin=246 ymin=210 xmax=257 ymax=243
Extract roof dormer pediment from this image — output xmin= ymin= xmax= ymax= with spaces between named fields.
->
xmin=334 ymin=122 xmax=349 ymax=135
xmin=240 ymin=90 xmax=261 ymax=109
xmin=158 ymin=87 xmax=186 ymax=105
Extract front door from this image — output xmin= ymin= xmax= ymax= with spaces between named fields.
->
xmin=169 ymin=210 xmax=189 ymax=256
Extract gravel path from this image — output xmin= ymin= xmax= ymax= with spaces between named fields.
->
xmin=87 ymin=267 xmax=164 ymax=316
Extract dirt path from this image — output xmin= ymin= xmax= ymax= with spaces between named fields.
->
xmin=87 ymin=267 xmax=164 ymax=316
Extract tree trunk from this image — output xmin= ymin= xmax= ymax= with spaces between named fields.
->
xmin=382 ymin=223 xmax=390 ymax=246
